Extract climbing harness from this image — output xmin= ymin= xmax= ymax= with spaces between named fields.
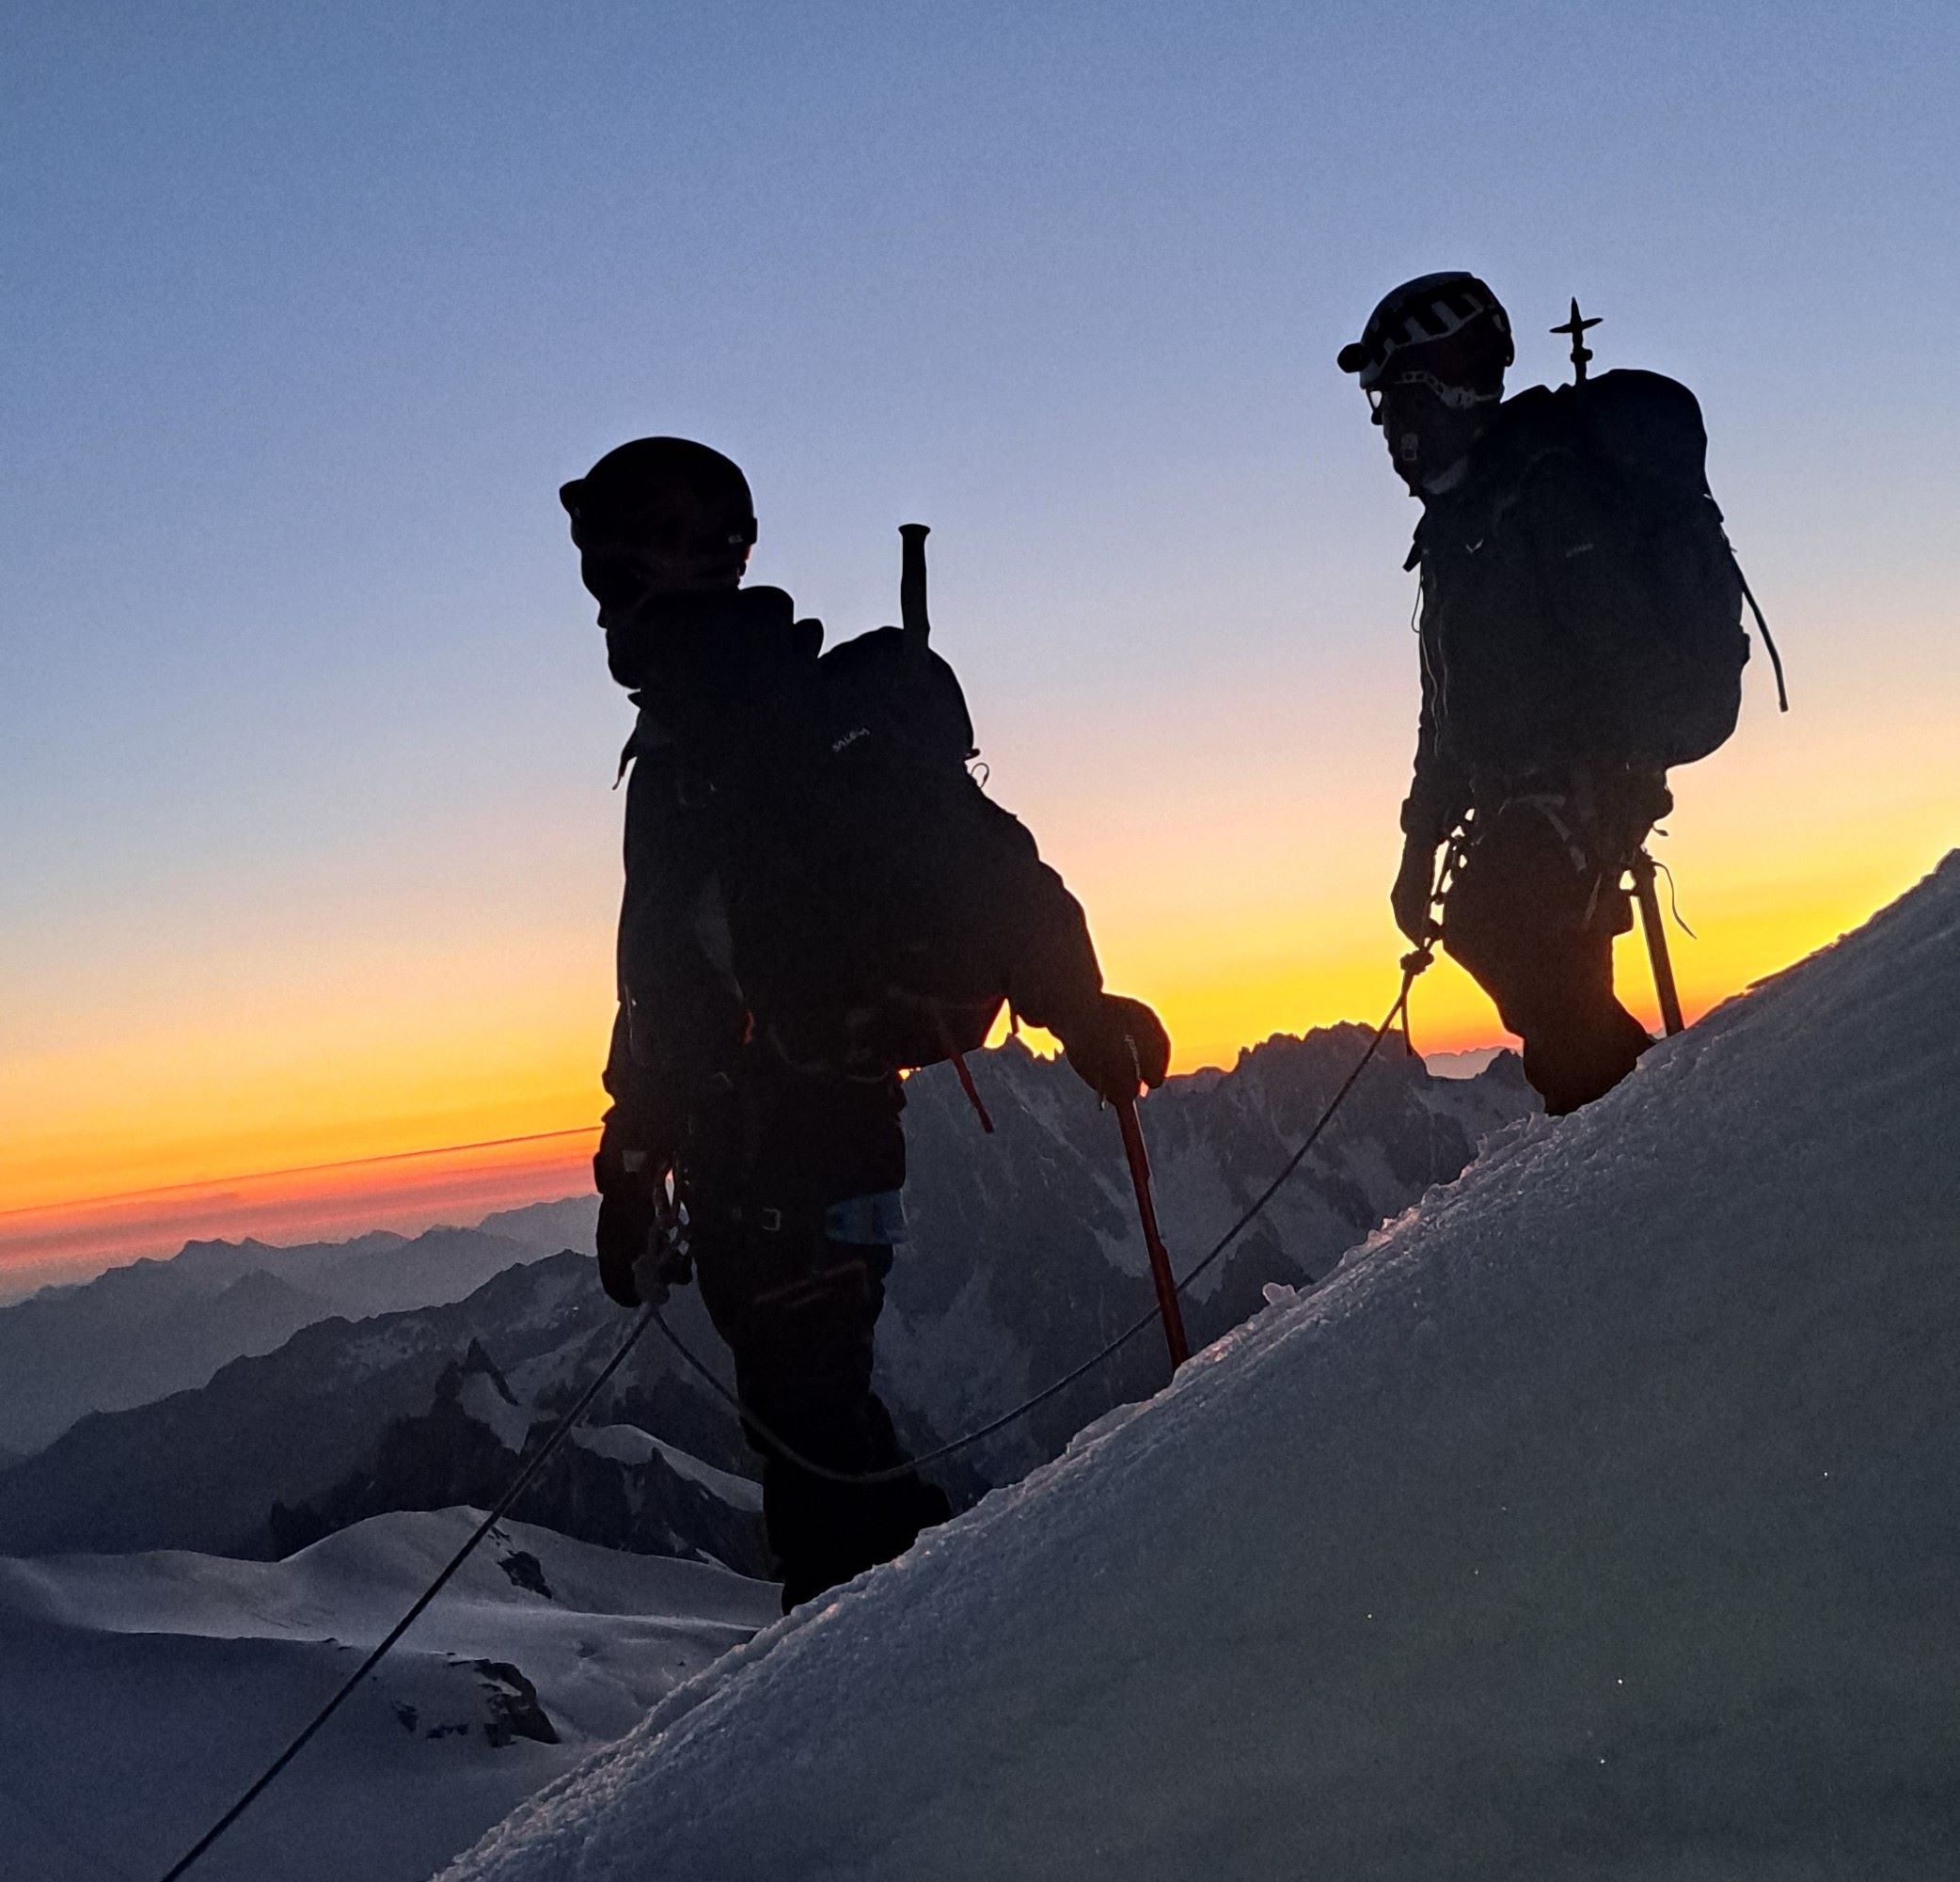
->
xmin=157 ymin=957 xmax=1424 ymax=1878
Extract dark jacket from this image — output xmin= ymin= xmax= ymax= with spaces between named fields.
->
xmin=1400 ymin=390 xmax=1654 ymax=847
xmin=597 ymin=585 xmax=1105 ymax=1210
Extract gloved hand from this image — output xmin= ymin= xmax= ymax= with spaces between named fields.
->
xmin=1391 ymin=834 xmax=1441 ymax=945
xmin=1060 ymin=992 xmax=1172 ymax=1106
xmin=595 ymin=1170 xmax=692 ymax=1309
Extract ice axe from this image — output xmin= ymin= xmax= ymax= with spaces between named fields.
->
xmin=1630 ymin=848 xmax=1685 ymax=1036
xmin=895 ymin=520 xmax=998 ymax=1136
xmin=1114 ymin=1092 xmax=1190 ymax=1371
xmin=899 ymin=521 xmax=931 ymax=656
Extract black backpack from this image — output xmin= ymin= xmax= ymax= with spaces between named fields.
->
xmin=713 ymin=625 xmax=1034 ymax=1077
xmin=1494 ymin=369 xmax=1784 ymax=767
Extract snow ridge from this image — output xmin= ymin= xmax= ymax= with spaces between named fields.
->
xmin=0 ymin=1510 xmax=775 ymax=1882
xmin=446 ymin=855 xmax=1960 ymax=1881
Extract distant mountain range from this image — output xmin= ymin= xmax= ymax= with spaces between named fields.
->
xmin=0 ymin=1252 xmax=750 ymax=1560
xmin=880 ymin=1028 xmax=1534 ymax=1477
xmin=0 ymin=1030 xmax=1532 ymax=1572
xmin=267 ymin=1334 xmax=772 ymax=1578
xmin=0 ymin=1199 xmax=598 ymax=1455
xmin=1423 ymin=1044 xmax=1506 ymax=1079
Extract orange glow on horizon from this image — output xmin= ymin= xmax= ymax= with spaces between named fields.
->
xmin=6 ymin=837 xmax=1942 ymax=1296
xmin=5 ymin=668 xmax=1952 ymax=1296
xmin=0 ymin=1129 xmax=600 ymax=1292
xmin=8 ymin=833 xmax=1953 ymax=1289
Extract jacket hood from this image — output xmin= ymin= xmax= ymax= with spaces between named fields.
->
xmin=606 ymin=585 xmax=823 ymax=732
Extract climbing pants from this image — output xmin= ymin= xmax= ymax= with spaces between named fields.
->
xmin=693 ymin=1220 xmax=950 ymax=1610
xmin=1442 ymin=791 xmax=1655 ymax=1115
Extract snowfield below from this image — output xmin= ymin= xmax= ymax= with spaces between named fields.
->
xmin=447 ymin=853 xmax=1960 ymax=1881
xmin=0 ymin=1510 xmax=776 ymax=1882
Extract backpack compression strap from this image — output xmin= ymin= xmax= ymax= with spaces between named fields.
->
xmin=1731 ymin=556 xmax=1790 ymax=712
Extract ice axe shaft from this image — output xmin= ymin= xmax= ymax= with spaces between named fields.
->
xmin=1114 ymin=1095 xmax=1190 ymax=1371
xmin=1630 ymin=849 xmax=1685 ymax=1036
xmin=898 ymin=522 xmax=931 ymax=654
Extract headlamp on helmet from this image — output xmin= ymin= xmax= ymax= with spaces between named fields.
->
xmin=1338 ymin=272 xmax=1514 ymax=401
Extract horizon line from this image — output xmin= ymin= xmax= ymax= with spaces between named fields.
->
xmin=0 ymin=1124 xmax=602 ymax=1225
xmin=4 ymin=1027 xmax=1510 ymax=1231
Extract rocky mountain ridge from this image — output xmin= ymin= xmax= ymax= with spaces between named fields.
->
xmin=0 ymin=1213 xmax=587 ymax=1454
xmin=1 ymin=1026 xmax=1531 ymax=1567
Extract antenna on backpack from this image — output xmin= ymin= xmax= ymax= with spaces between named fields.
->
xmin=898 ymin=523 xmax=931 ymax=657
xmin=1552 ymin=296 xmax=1603 ymax=384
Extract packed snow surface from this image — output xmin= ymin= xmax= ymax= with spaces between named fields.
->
xmin=448 ymin=855 xmax=1960 ymax=1880
xmin=0 ymin=1510 xmax=776 ymax=1882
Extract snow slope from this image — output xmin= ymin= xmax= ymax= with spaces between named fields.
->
xmin=0 ymin=1510 xmax=776 ymax=1882
xmin=447 ymin=854 xmax=1960 ymax=1880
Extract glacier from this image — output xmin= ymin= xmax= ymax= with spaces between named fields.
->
xmin=0 ymin=1510 xmax=776 ymax=1882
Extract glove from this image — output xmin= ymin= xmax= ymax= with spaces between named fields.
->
xmin=595 ymin=1170 xmax=692 ymax=1309
xmin=1391 ymin=834 xmax=1440 ymax=945
xmin=1060 ymin=992 xmax=1172 ymax=1106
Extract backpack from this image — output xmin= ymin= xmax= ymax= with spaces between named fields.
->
xmin=1492 ymin=369 xmax=1781 ymax=767
xmin=712 ymin=625 xmax=1032 ymax=1077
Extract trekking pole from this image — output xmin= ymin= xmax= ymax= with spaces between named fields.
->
xmin=1629 ymin=848 xmax=1685 ymax=1036
xmin=1114 ymin=1094 xmax=1190 ymax=1371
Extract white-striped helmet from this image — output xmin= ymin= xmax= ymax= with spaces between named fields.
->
xmin=1337 ymin=273 xmax=1514 ymax=400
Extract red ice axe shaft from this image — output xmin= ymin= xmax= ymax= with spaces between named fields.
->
xmin=1114 ymin=1094 xmax=1190 ymax=1371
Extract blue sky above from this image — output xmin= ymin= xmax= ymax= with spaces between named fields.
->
xmin=3 ymin=0 xmax=1955 ymax=1145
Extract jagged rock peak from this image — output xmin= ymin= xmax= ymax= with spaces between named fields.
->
xmin=436 ymin=1338 xmax=519 ymax=1406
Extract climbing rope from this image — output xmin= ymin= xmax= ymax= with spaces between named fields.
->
xmin=156 ymin=1304 xmax=660 ymax=1882
xmin=652 ymin=957 xmax=1426 ymax=1487
xmin=157 ymin=957 xmax=1422 ymax=1878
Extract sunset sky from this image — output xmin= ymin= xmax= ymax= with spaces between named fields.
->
xmin=5 ymin=3 xmax=1955 ymax=1289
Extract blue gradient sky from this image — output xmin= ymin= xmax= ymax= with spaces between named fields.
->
xmin=5 ymin=2 xmax=1956 ymax=1269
